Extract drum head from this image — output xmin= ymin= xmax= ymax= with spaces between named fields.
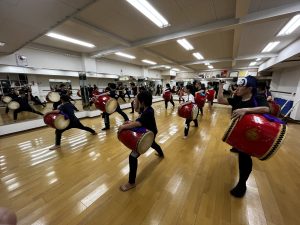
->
xmin=192 ymin=104 xmax=199 ymax=120
xmin=137 ymin=131 xmax=154 ymax=154
xmin=48 ymin=92 xmax=61 ymax=102
xmin=2 ymin=96 xmax=12 ymax=103
xmin=8 ymin=101 xmax=20 ymax=110
xmin=106 ymin=98 xmax=118 ymax=114
xmin=54 ymin=115 xmax=70 ymax=130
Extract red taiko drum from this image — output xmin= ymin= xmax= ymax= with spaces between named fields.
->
xmin=8 ymin=101 xmax=20 ymax=110
xmin=268 ymin=101 xmax=281 ymax=117
xmin=94 ymin=95 xmax=118 ymax=114
xmin=163 ymin=91 xmax=172 ymax=101
xmin=44 ymin=112 xmax=70 ymax=130
xmin=118 ymin=127 xmax=154 ymax=154
xmin=92 ymin=90 xmax=100 ymax=97
xmin=2 ymin=96 xmax=12 ymax=104
xmin=178 ymin=102 xmax=199 ymax=120
xmin=206 ymin=89 xmax=215 ymax=101
xmin=47 ymin=92 xmax=60 ymax=102
xmin=195 ymin=92 xmax=206 ymax=108
xmin=222 ymin=114 xmax=287 ymax=160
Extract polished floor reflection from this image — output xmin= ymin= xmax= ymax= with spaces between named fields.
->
xmin=0 ymin=102 xmax=299 ymax=225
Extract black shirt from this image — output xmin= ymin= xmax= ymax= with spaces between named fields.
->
xmin=16 ymin=96 xmax=30 ymax=109
xmin=136 ymin=106 xmax=158 ymax=135
xmin=227 ymin=95 xmax=269 ymax=111
xmin=58 ymin=102 xmax=78 ymax=122
xmin=109 ymin=90 xmax=117 ymax=99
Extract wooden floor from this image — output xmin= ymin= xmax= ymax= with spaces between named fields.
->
xmin=0 ymin=102 xmax=299 ymax=225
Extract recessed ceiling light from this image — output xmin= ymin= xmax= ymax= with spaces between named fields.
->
xmin=193 ymin=52 xmax=204 ymax=60
xmin=249 ymin=62 xmax=257 ymax=66
xmin=115 ymin=52 xmax=136 ymax=59
xmin=126 ymin=0 xmax=170 ymax=28
xmin=46 ymin=32 xmax=95 ymax=48
xmin=0 ymin=42 xmax=5 ymax=47
xmin=142 ymin=59 xmax=157 ymax=65
xmin=261 ymin=41 xmax=280 ymax=53
xmin=277 ymin=14 xmax=300 ymax=36
xmin=177 ymin=38 xmax=194 ymax=51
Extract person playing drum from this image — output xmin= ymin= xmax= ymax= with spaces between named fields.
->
xmin=164 ymin=83 xmax=175 ymax=109
xmin=217 ymin=76 xmax=270 ymax=197
xmin=182 ymin=84 xmax=198 ymax=139
xmin=101 ymin=83 xmax=129 ymax=130
xmin=48 ymin=95 xmax=97 ymax=150
xmin=118 ymin=91 xmax=164 ymax=192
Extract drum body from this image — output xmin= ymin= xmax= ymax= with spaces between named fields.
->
xmin=222 ymin=114 xmax=286 ymax=160
xmin=195 ymin=92 xmax=206 ymax=108
xmin=206 ymin=89 xmax=215 ymax=101
xmin=163 ymin=91 xmax=172 ymax=101
xmin=8 ymin=101 xmax=20 ymax=110
xmin=47 ymin=92 xmax=60 ymax=102
xmin=178 ymin=103 xmax=198 ymax=120
xmin=44 ymin=112 xmax=70 ymax=130
xmin=118 ymin=127 xmax=154 ymax=154
xmin=2 ymin=96 xmax=12 ymax=104
xmin=94 ymin=95 xmax=118 ymax=114
xmin=268 ymin=101 xmax=281 ymax=117
xmin=92 ymin=90 xmax=100 ymax=97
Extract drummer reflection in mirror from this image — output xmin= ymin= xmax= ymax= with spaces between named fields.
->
xmin=101 ymin=83 xmax=129 ymax=131
xmin=118 ymin=91 xmax=164 ymax=192
xmin=4 ymin=88 xmax=19 ymax=114
xmin=48 ymin=95 xmax=96 ymax=151
xmin=217 ymin=76 xmax=270 ymax=198
xmin=182 ymin=84 xmax=198 ymax=139
xmin=12 ymin=91 xmax=44 ymax=122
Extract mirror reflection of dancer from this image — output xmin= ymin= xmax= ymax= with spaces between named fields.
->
xmin=164 ymin=83 xmax=175 ymax=109
xmin=101 ymin=83 xmax=129 ymax=130
xmin=49 ymin=95 xmax=96 ymax=150
xmin=118 ymin=91 xmax=164 ymax=192
xmin=217 ymin=76 xmax=269 ymax=198
xmin=13 ymin=91 xmax=44 ymax=122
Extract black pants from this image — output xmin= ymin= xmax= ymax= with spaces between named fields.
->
xmin=13 ymin=107 xmax=43 ymax=120
xmin=117 ymin=94 xmax=126 ymax=102
xmin=55 ymin=120 xmax=95 ymax=145
xmin=184 ymin=118 xmax=198 ymax=136
xmin=126 ymin=91 xmax=131 ymax=99
xmin=165 ymin=97 xmax=175 ymax=109
xmin=235 ymin=150 xmax=252 ymax=186
xmin=32 ymin=96 xmax=45 ymax=106
xmin=199 ymin=107 xmax=203 ymax=115
xmin=130 ymin=101 xmax=134 ymax=113
xmin=129 ymin=138 xmax=164 ymax=184
xmin=103 ymin=104 xmax=129 ymax=128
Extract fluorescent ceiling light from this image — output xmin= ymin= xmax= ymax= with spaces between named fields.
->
xmin=126 ymin=0 xmax=169 ymax=28
xmin=249 ymin=62 xmax=257 ymax=66
xmin=208 ymin=65 xmax=214 ymax=69
xmin=277 ymin=14 xmax=300 ymax=36
xmin=256 ymin=58 xmax=261 ymax=61
xmin=142 ymin=59 xmax=157 ymax=65
xmin=171 ymin=68 xmax=179 ymax=71
xmin=177 ymin=38 xmax=194 ymax=51
xmin=204 ymin=62 xmax=210 ymax=66
xmin=193 ymin=52 xmax=204 ymax=60
xmin=46 ymin=32 xmax=95 ymax=48
xmin=164 ymin=66 xmax=171 ymax=69
xmin=261 ymin=41 xmax=280 ymax=53
xmin=0 ymin=42 xmax=5 ymax=47
xmin=115 ymin=52 xmax=136 ymax=59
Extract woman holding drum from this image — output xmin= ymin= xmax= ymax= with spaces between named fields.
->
xmin=48 ymin=95 xmax=96 ymax=150
xmin=217 ymin=76 xmax=270 ymax=198
xmin=118 ymin=91 xmax=164 ymax=192
xmin=163 ymin=83 xmax=175 ymax=109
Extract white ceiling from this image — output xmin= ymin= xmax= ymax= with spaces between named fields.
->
xmin=0 ymin=0 xmax=300 ymax=72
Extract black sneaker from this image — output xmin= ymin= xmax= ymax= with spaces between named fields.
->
xmin=101 ymin=127 xmax=110 ymax=131
xmin=230 ymin=184 xmax=246 ymax=198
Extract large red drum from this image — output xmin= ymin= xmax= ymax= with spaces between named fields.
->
xmin=44 ymin=112 xmax=70 ymax=130
xmin=118 ymin=127 xmax=154 ymax=154
xmin=222 ymin=114 xmax=287 ymax=160
xmin=268 ymin=101 xmax=281 ymax=117
xmin=94 ymin=95 xmax=118 ymax=114
xmin=206 ymin=89 xmax=215 ymax=101
xmin=47 ymin=92 xmax=60 ymax=102
xmin=195 ymin=92 xmax=206 ymax=108
xmin=178 ymin=102 xmax=199 ymax=120
xmin=163 ymin=91 xmax=172 ymax=101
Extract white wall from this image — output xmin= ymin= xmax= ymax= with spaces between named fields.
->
xmin=270 ymin=65 xmax=300 ymax=120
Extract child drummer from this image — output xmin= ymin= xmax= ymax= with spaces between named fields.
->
xmin=118 ymin=90 xmax=164 ymax=192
